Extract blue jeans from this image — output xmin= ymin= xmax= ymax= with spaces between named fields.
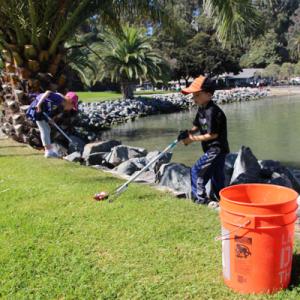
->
xmin=191 ymin=148 xmax=226 ymax=204
xmin=36 ymin=120 xmax=51 ymax=146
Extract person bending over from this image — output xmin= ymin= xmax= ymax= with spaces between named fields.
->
xmin=26 ymin=91 xmax=78 ymax=158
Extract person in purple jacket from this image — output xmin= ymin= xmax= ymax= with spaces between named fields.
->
xmin=26 ymin=91 xmax=78 ymax=158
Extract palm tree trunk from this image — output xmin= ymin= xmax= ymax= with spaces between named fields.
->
xmin=0 ymin=47 xmax=75 ymax=149
xmin=121 ymin=81 xmax=134 ymax=99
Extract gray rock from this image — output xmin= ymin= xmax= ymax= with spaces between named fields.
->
xmin=145 ymin=151 xmax=172 ymax=172
xmin=230 ymin=173 xmax=262 ymax=185
xmin=114 ymin=157 xmax=148 ymax=176
xmin=278 ymin=167 xmax=300 ymax=193
xmin=133 ymin=170 xmax=156 ymax=183
xmin=258 ymin=161 xmax=300 ymax=192
xmin=85 ymin=152 xmax=108 ymax=166
xmin=12 ymin=114 xmax=24 ymax=125
xmin=258 ymin=160 xmax=283 ymax=178
xmin=52 ymin=143 xmax=68 ymax=157
xmin=107 ymin=145 xmax=147 ymax=166
xmin=224 ymin=153 xmax=238 ymax=186
xmin=267 ymin=172 xmax=293 ymax=188
xmin=259 ymin=160 xmax=282 ymax=173
xmin=230 ymin=146 xmax=261 ymax=184
xmin=68 ymin=135 xmax=86 ymax=154
xmin=20 ymin=105 xmax=30 ymax=113
xmin=14 ymin=124 xmax=23 ymax=135
xmin=82 ymin=140 xmax=121 ymax=160
xmin=157 ymin=163 xmax=191 ymax=196
xmin=15 ymin=90 xmax=24 ymax=101
xmin=284 ymin=168 xmax=300 ymax=193
xmin=64 ymin=152 xmax=82 ymax=163
xmin=7 ymin=100 xmax=19 ymax=112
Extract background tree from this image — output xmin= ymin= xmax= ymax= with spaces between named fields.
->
xmin=293 ymin=61 xmax=300 ymax=75
xmin=240 ymin=31 xmax=285 ymax=67
xmin=280 ymin=62 xmax=295 ymax=80
xmin=152 ymin=6 xmax=243 ymax=85
xmin=287 ymin=5 xmax=300 ymax=60
xmin=262 ymin=63 xmax=281 ymax=81
xmin=95 ymin=26 xmax=167 ymax=99
xmin=0 ymin=0 xmax=267 ymax=147
xmin=241 ymin=1 xmax=300 ymax=67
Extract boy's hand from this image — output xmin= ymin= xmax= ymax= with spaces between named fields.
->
xmin=182 ymin=134 xmax=194 ymax=145
xmin=177 ymin=130 xmax=189 ymax=141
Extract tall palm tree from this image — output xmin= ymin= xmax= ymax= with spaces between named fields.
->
xmin=0 ymin=0 xmax=262 ymax=147
xmin=0 ymin=0 xmax=167 ymax=146
xmin=95 ymin=26 xmax=166 ymax=99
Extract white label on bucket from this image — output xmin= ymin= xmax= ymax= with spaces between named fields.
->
xmin=278 ymin=232 xmax=293 ymax=285
xmin=222 ymin=227 xmax=231 ymax=280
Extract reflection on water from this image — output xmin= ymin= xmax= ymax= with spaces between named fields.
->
xmin=102 ymin=96 xmax=300 ymax=168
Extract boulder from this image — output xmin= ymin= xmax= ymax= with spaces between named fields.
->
xmin=12 ymin=114 xmax=24 ymax=125
xmin=68 ymin=135 xmax=86 ymax=154
xmin=107 ymin=145 xmax=147 ymax=166
xmin=7 ymin=100 xmax=19 ymax=112
xmin=52 ymin=143 xmax=68 ymax=157
xmin=259 ymin=160 xmax=282 ymax=173
xmin=63 ymin=152 xmax=82 ymax=163
xmin=231 ymin=173 xmax=263 ymax=185
xmin=133 ymin=170 xmax=156 ymax=184
xmin=283 ymin=168 xmax=300 ymax=193
xmin=224 ymin=153 xmax=238 ymax=186
xmin=230 ymin=146 xmax=261 ymax=185
xmin=258 ymin=161 xmax=300 ymax=192
xmin=114 ymin=157 xmax=148 ymax=176
xmin=145 ymin=150 xmax=172 ymax=172
xmin=15 ymin=90 xmax=24 ymax=101
xmin=20 ymin=105 xmax=30 ymax=113
xmin=85 ymin=152 xmax=108 ymax=166
xmin=82 ymin=140 xmax=121 ymax=160
xmin=14 ymin=124 xmax=23 ymax=135
xmin=267 ymin=172 xmax=293 ymax=188
xmin=157 ymin=163 xmax=191 ymax=196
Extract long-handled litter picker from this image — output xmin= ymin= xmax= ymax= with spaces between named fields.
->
xmin=42 ymin=112 xmax=80 ymax=152
xmin=94 ymin=130 xmax=190 ymax=202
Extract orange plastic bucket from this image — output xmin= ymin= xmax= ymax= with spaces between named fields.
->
xmin=218 ymin=183 xmax=298 ymax=294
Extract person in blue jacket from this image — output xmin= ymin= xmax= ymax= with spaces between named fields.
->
xmin=26 ymin=91 xmax=78 ymax=158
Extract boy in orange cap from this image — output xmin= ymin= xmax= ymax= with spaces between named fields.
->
xmin=181 ymin=76 xmax=230 ymax=204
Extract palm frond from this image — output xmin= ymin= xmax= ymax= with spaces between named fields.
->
xmin=203 ymin=0 xmax=262 ymax=45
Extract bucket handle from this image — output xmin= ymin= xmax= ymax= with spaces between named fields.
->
xmin=215 ymin=218 xmax=251 ymax=241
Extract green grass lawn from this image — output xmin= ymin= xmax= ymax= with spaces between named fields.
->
xmin=76 ymin=91 xmax=123 ymax=102
xmin=135 ymin=90 xmax=174 ymax=96
xmin=0 ymin=137 xmax=300 ymax=299
xmin=77 ymin=91 xmax=174 ymax=103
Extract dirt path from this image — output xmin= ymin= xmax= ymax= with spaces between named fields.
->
xmin=269 ymin=86 xmax=300 ymax=97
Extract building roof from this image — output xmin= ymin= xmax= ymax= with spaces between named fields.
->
xmin=220 ymin=68 xmax=264 ymax=79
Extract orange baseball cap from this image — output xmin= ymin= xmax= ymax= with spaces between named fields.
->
xmin=181 ymin=76 xmax=207 ymax=95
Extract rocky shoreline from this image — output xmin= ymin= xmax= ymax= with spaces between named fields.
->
xmin=62 ymin=140 xmax=300 ymax=237
xmin=74 ymin=88 xmax=269 ymax=141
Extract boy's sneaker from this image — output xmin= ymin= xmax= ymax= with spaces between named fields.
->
xmin=44 ymin=150 xmax=59 ymax=158
xmin=208 ymin=201 xmax=220 ymax=210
